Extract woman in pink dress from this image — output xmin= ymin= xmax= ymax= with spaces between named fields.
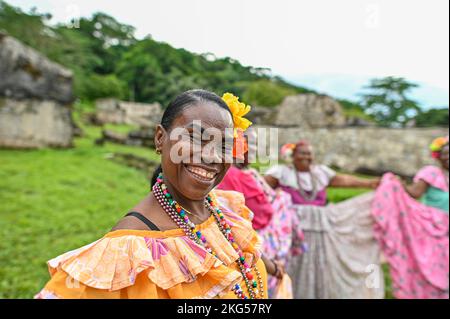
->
xmin=372 ymin=136 xmax=449 ymax=299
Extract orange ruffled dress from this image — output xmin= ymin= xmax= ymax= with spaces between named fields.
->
xmin=35 ymin=190 xmax=268 ymax=299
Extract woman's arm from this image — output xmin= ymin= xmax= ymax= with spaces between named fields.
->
xmin=264 ymin=175 xmax=279 ymax=189
xmin=261 ymin=255 xmax=284 ymax=279
xmin=403 ymin=179 xmax=428 ymax=199
xmin=329 ymin=174 xmax=380 ymax=189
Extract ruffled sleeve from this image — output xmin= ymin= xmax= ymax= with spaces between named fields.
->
xmin=414 ymin=165 xmax=448 ymax=192
xmin=213 ymin=189 xmax=254 ymax=222
xmin=35 ymin=231 xmax=244 ymax=299
xmin=318 ymin=164 xmax=337 ymax=184
xmin=265 ymin=164 xmax=285 ymax=181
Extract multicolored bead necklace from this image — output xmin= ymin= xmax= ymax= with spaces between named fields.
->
xmin=152 ymin=173 xmax=264 ymax=299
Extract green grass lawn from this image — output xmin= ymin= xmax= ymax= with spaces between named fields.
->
xmin=0 ymin=121 xmax=159 ymax=298
xmin=0 ymin=117 xmax=392 ymax=298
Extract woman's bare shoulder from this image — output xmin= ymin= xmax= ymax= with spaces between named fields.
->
xmin=111 ymin=193 xmax=178 ymax=232
xmin=111 ymin=194 xmax=157 ymax=231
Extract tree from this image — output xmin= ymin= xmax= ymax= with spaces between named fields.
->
xmin=359 ymin=77 xmax=421 ymax=127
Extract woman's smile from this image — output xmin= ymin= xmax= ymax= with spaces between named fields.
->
xmin=183 ymin=163 xmax=219 ymax=184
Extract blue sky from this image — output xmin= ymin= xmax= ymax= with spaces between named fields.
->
xmin=287 ymin=74 xmax=449 ymax=108
xmin=7 ymin=0 xmax=449 ymax=109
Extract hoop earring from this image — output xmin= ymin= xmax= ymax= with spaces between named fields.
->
xmin=156 ymin=149 xmax=161 ymax=155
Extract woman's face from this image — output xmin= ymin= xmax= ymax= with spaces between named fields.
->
xmin=439 ymin=144 xmax=449 ymax=170
xmin=293 ymin=144 xmax=313 ymax=172
xmin=155 ymin=103 xmax=233 ymax=200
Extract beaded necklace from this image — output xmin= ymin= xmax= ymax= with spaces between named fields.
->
xmin=152 ymin=173 xmax=264 ymax=299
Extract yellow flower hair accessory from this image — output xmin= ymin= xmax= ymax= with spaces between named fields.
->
xmin=222 ymin=93 xmax=252 ymax=132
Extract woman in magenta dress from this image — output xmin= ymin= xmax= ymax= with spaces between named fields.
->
xmin=217 ymin=131 xmax=305 ymax=298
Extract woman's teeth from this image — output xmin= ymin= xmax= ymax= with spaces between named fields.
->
xmin=185 ymin=165 xmax=217 ymax=181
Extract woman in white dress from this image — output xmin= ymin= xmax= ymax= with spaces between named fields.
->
xmin=264 ymin=140 xmax=384 ymax=299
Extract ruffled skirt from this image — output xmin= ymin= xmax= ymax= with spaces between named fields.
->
xmin=287 ymin=192 xmax=384 ymax=299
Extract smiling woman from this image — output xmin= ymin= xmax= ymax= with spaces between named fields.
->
xmin=34 ymin=89 xmax=268 ymax=299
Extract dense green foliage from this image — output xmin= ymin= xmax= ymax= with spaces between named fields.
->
xmin=0 ymin=1 xmax=314 ymax=107
xmin=415 ymin=108 xmax=449 ymax=127
xmin=242 ymin=79 xmax=313 ymax=107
